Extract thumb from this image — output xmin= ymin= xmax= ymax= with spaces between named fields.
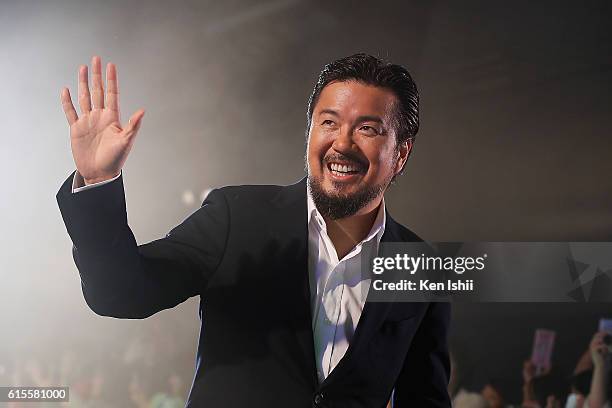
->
xmin=124 ymin=109 xmax=145 ymax=137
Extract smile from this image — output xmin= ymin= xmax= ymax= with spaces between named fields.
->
xmin=326 ymin=161 xmax=365 ymax=179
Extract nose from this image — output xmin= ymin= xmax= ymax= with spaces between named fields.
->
xmin=331 ymin=126 xmax=356 ymax=155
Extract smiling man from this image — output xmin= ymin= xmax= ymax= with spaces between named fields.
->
xmin=57 ymin=53 xmax=451 ymax=407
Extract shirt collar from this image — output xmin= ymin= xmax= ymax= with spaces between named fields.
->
xmin=306 ymin=182 xmax=386 ymax=245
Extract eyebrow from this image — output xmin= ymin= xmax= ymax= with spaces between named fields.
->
xmin=318 ymin=109 xmax=385 ymax=124
xmin=355 ymin=115 xmax=384 ymax=124
xmin=318 ymin=109 xmax=340 ymax=117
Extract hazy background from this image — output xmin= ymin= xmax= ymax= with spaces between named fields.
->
xmin=1 ymin=0 xmax=611 ymax=404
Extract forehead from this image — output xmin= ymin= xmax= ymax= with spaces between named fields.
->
xmin=314 ymin=80 xmax=398 ymax=119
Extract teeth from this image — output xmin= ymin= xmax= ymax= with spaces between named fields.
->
xmin=329 ymin=163 xmax=360 ymax=174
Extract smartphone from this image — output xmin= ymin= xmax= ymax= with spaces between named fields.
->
xmin=599 ymin=318 xmax=612 ymax=352
xmin=531 ymin=329 xmax=556 ymax=376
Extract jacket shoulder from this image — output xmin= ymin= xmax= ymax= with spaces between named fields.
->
xmin=209 ymin=177 xmax=305 ymax=206
xmin=386 ymin=215 xmax=423 ymax=242
xmin=214 ymin=183 xmax=283 ymax=201
xmin=396 ymin=223 xmax=422 ymax=242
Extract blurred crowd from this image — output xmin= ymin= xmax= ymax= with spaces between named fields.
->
xmin=1 ymin=321 xmax=609 ymax=407
xmin=450 ymin=331 xmax=611 ymax=408
xmin=0 ymin=319 xmax=193 ymax=408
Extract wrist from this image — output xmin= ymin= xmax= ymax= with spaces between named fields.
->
xmin=83 ymin=173 xmax=120 ymax=185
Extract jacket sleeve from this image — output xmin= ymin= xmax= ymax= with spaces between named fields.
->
xmin=56 ymin=171 xmax=229 ymax=319
xmin=393 ymin=302 xmax=452 ymax=407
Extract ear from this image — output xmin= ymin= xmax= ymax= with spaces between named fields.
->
xmin=394 ymin=137 xmax=413 ymax=176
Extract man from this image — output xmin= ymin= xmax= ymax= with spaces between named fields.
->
xmin=57 ymin=53 xmax=451 ymax=407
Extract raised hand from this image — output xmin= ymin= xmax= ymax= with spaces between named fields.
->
xmin=61 ymin=56 xmax=144 ymax=185
xmin=590 ymin=331 xmax=609 ymax=367
xmin=522 ymin=360 xmax=536 ymax=383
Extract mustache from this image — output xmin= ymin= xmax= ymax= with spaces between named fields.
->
xmin=323 ymin=153 xmax=367 ymax=168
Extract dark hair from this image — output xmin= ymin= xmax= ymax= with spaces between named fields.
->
xmin=306 ymin=53 xmax=419 ymax=145
xmin=570 ymin=370 xmax=593 ymax=396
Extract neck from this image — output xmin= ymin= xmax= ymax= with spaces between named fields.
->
xmin=323 ymin=198 xmax=382 ymax=260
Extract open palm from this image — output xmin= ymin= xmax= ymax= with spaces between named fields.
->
xmin=61 ymin=56 xmax=144 ymax=185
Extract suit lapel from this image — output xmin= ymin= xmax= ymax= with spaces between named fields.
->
xmin=269 ymin=181 xmax=411 ymax=389
xmin=321 ymin=212 xmax=404 ymax=387
xmin=270 ymin=177 xmax=319 ymax=389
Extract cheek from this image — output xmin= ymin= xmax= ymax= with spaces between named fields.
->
xmin=307 ymin=130 xmax=331 ymax=161
xmin=364 ymin=144 xmax=396 ymax=173
xmin=306 ymin=139 xmax=324 ymax=171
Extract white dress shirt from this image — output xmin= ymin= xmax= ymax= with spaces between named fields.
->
xmin=306 ymin=183 xmax=386 ymax=383
xmin=71 ymin=171 xmax=121 ymax=193
xmin=72 ymin=172 xmax=386 ymax=384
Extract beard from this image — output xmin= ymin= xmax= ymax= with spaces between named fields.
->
xmin=307 ymin=173 xmax=388 ymax=220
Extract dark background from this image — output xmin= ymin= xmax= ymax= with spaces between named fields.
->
xmin=1 ymin=0 xmax=611 ymax=404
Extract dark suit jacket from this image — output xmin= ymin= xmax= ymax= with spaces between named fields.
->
xmin=57 ymin=172 xmax=451 ymax=408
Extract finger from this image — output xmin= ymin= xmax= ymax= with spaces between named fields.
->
xmin=593 ymin=332 xmax=605 ymax=343
xmin=78 ymin=65 xmax=91 ymax=113
xmin=123 ymin=109 xmax=145 ymax=138
xmin=106 ymin=62 xmax=119 ymax=112
xmin=91 ymin=55 xmax=104 ymax=109
xmin=61 ymin=88 xmax=78 ymax=125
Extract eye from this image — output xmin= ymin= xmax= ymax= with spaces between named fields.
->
xmin=321 ymin=119 xmax=335 ymax=126
xmin=359 ymin=125 xmax=379 ymax=135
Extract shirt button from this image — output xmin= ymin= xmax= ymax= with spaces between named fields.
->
xmin=313 ymin=392 xmax=324 ymax=406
